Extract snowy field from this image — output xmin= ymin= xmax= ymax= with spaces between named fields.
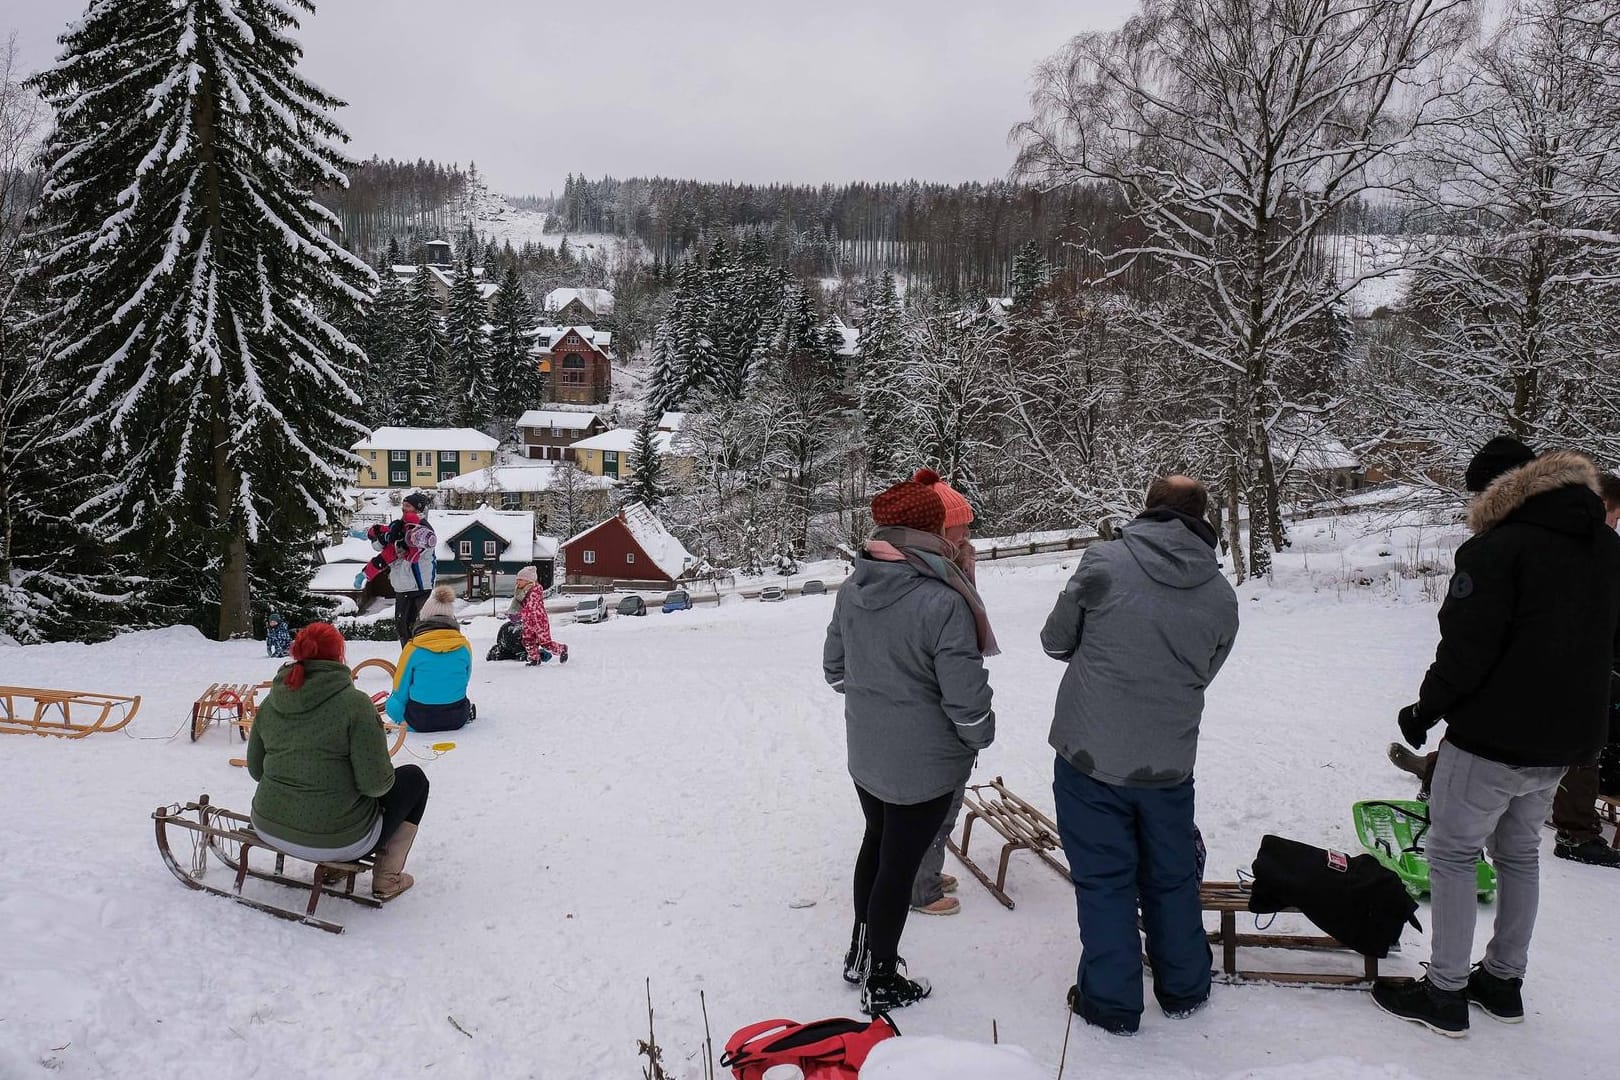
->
xmin=2 ymin=516 xmax=1615 ymax=1079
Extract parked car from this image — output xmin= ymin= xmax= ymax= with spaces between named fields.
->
xmin=661 ymin=590 xmax=692 ymax=613
xmin=800 ymin=579 xmax=827 ymax=596
xmin=617 ymin=595 xmax=647 ymax=617
xmin=760 ymin=584 xmax=787 ymax=602
xmin=575 ymin=596 xmax=609 ymax=623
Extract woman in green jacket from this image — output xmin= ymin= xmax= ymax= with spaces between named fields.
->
xmin=247 ymin=622 xmax=429 ymax=898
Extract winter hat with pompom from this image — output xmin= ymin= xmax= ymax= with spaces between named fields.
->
xmin=872 ymin=468 xmax=947 ymax=534
xmin=418 ymin=584 xmax=457 ymax=622
xmin=284 ymin=622 xmax=346 ymax=690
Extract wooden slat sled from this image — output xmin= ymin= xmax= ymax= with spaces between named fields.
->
xmin=190 ymin=682 xmax=271 ymax=742
xmin=0 ymin=685 xmax=141 ymax=738
xmin=153 ymin=795 xmax=390 ymax=934
xmin=945 ymin=775 xmax=1070 ymax=909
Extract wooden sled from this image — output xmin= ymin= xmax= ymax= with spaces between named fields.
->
xmin=227 ymin=659 xmax=406 ymax=766
xmin=153 ymin=795 xmax=391 ymax=934
xmin=0 ymin=685 xmax=141 ymax=738
xmin=190 ymin=681 xmax=272 ymax=742
xmin=946 ymin=776 xmax=1070 ymax=909
xmin=1199 ymin=881 xmax=1378 ymax=989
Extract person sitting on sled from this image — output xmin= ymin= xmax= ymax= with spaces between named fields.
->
xmin=248 ymin=622 xmax=430 ymax=899
xmin=385 ymin=585 xmax=475 ymax=732
xmin=265 ymin=612 xmax=291 ymax=658
xmin=514 ymin=565 xmax=568 ymax=665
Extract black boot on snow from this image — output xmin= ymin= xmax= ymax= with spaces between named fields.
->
xmin=1372 ymin=976 xmax=1468 ymax=1037
xmin=842 ymin=924 xmax=868 ymax=986
xmin=1465 ymin=964 xmax=1524 ymax=1024
xmin=861 ymin=957 xmax=930 ymax=1015
xmin=1554 ymin=837 xmax=1620 ymax=868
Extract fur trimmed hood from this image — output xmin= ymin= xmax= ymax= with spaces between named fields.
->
xmin=1468 ymin=450 xmax=1602 ymax=534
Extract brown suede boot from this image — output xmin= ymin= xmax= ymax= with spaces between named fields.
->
xmin=371 ymin=821 xmax=418 ymax=899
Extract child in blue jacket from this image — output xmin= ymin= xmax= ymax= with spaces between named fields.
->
xmin=385 ymin=586 xmax=475 ymax=732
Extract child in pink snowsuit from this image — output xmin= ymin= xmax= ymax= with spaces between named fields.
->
xmin=513 ymin=565 xmax=568 ymax=665
xmin=360 ymin=504 xmax=431 ymax=584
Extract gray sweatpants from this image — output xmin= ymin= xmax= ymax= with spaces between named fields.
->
xmin=1426 ymin=742 xmax=1565 ymax=991
xmin=911 ymin=784 xmax=966 ymax=906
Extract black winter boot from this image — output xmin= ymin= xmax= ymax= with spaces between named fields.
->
xmin=1372 ymin=976 xmax=1468 ymax=1037
xmin=1554 ymin=837 xmax=1620 ymax=868
xmin=1465 ymin=964 xmax=1524 ymax=1023
xmin=861 ymin=957 xmax=930 ymax=1015
xmin=842 ymin=923 xmax=867 ymax=986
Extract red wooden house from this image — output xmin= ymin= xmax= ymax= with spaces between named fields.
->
xmin=559 ymin=504 xmax=694 ymax=586
xmin=532 ymin=326 xmax=614 ymax=406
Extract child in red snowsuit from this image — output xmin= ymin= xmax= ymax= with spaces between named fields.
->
xmin=358 ymin=504 xmax=432 ymax=585
xmin=513 ymin=565 xmax=567 ymax=665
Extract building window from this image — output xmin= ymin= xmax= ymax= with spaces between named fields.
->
xmin=563 ymin=372 xmax=582 ymax=384
xmin=458 ymin=540 xmax=472 ymax=558
xmin=367 ymin=468 xmax=377 ymax=481
xmin=562 ymin=354 xmax=586 ymax=369
xmin=416 ymin=452 xmax=429 ymax=467
xmin=582 ymin=550 xmax=596 ymax=565
xmin=483 ymin=541 xmax=497 ymax=558
xmin=440 ymin=451 xmax=457 ymax=463
xmin=500 ymin=492 xmax=522 ymax=510
xmin=391 ymin=450 xmax=407 ymax=463
xmin=603 ymin=450 xmax=619 ymax=479
xmin=626 ymin=552 xmax=635 ymax=565
xmin=389 ymin=469 xmax=408 ymax=485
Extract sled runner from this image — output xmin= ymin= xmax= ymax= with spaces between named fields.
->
xmin=189 ymin=682 xmax=271 ymax=742
xmin=1198 ymin=881 xmax=1381 ymax=989
xmin=946 ymin=776 xmax=1070 ymax=909
xmin=1352 ymin=800 xmax=1497 ymax=901
xmin=153 ymin=795 xmax=391 ymax=934
xmin=0 ymin=685 xmax=141 ymax=738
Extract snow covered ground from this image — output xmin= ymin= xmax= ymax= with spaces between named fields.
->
xmin=1 ymin=515 xmax=1614 ymax=1078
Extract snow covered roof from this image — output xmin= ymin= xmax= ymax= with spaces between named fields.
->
xmin=563 ymin=503 xmax=693 ymax=580
xmin=436 ymin=464 xmax=614 ymax=494
xmin=657 ymin=411 xmax=686 ymax=432
xmin=310 ymin=562 xmax=367 ymax=593
xmin=432 ymin=508 xmax=542 ymax=563
xmin=569 ymin=428 xmax=676 ymax=454
xmin=1272 ymin=424 xmax=1362 ymax=473
xmin=526 ymin=325 xmax=615 ymax=355
xmin=517 ymin=409 xmax=602 ymax=431
xmin=544 ymin=287 xmax=615 ymax=316
xmin=351 ymin=427 xmax=500 ymax=453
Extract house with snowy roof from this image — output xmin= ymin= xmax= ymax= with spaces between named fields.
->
xmin=516 ymin=407 xmax=608 ymax=461
xmin=1270 ymin=422 xmax=1367 ymax=497
xmin=437 ymin=462 xmax=616 ymax=529
xmin=389 ymin=242 xmax=500 ymax=316
xmin=352 ymin=427 xmax=501 ymax=489
xmin=559 ymin=503 xmax=694 ymax=587
xmin=544 ymin=287 xmax=615 ymax=323
xmin=568 ymin=427 xmax=688 ymax=482
xmin=528 ymin=325 xmax=615 ymax=406
xmin=431 ymin=507 xmax=556 ymax=580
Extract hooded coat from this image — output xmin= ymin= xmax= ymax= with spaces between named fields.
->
xmin=823 ymin=557 xmax=995 ymax=805
xmin=247 ymin=659 xmax=395 ymax=849
xmin=1418 ymin=451 xmax=1620 ymax=767
xmin=1041 ymin=513 xmax=1239 ymax=789
xmin=386 ymin=615 xmax=473 ymax=731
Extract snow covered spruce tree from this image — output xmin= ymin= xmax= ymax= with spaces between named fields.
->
xmin=855 ymin=273 xmax=910 ymax=487
xmin=444 ymin=251 xmax=494 ymax=427
xmin=399 ymin=266 xmax=444 ymax=417
xmin=620 ymin=409 xmax=671 ymax=511
xmin=30 ymin=0 xmax=376 ymax=639
xmin=1015 ymin=0 xmax=1470 ymax=580
xmin=488 ymin=262 xmax=541 ymax=411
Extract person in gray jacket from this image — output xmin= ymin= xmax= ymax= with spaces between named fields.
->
xmin=1042 ymin=475 xmax=1238 ymax=1035
xmin=825 ymin=467 xmax=996 ymax=1015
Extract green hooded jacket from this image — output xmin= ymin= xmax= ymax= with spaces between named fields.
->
xmin=247 ymin=659 xmax=396 ymax=849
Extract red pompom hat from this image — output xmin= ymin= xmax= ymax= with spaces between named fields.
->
xmin=284 ymin=622 xmax=347 ymax=690
xmin=871 ymin=468 xmax=948 ymax=533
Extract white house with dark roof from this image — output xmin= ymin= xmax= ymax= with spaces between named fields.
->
xmin=516 ymin=407 xmax=608 ymax=461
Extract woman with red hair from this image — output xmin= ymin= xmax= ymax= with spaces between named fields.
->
xmin=246 ymin=623 xmax=429 ymax=898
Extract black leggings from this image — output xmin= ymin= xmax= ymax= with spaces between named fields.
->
xmin=395 ymin=591 xmax=428 ymax=646
xmin=853 ymin=785 xmax=955 ymax=964
xmin=372 ymin=764 xmax=430 ymax=851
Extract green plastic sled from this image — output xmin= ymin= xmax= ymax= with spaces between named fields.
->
xmin=1352 ymin=799 xmax=1497 ymax=902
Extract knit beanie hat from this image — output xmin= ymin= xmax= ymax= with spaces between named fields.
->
xmin=934 ymin=478 xmax=974 ymax=530
xmin=515 ymin=565 xmax=539 ymax=587
xmin=403 ymin=491 xmax=431 ymax=512
xmin=418 ymin=584 xmax=457 ymax=621
xmin=872 ymin=468 xmax=947 ymax=534
xmin=285 ymin=622 xmax=346 ymax=690
xmin=1465 ymin=436 xmax=1536 ymax=493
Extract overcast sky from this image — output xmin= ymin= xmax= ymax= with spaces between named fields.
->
xmin=4 ymin=0 xmax=1135 ymax=197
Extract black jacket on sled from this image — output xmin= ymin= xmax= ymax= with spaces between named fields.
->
xmin=1418 ymin=452 xmax=1620 ymax=769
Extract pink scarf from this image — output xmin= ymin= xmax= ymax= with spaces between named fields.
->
xmin=867 ymin=527 xmax=999 ymax=657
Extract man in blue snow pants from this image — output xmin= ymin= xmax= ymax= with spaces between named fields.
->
xmin=1040 ymin=476 xmax=1239 ymax=1035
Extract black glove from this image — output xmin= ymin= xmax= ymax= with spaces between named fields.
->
xmin=1398 ymin=703 xmax=1433 ymax=749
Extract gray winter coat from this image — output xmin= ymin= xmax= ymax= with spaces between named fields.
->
xmin=824 ymin=558 xmax=995 ymax=804
xmin=1041 ymin=515 xmax=1239 ymax=788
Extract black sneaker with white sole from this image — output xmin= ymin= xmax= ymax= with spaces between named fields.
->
xmin=1372 ymin=976 xmax=1468 ymax=1037
xmin=1465 ymin=964 xmax=1524 ymax=1024
xmin=1554 ymin=837 xmax=1620 ymax=868
xmin=861 ymin=957 xmax=930 ymax=1014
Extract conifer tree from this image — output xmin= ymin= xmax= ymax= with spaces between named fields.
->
xmin=445 ymin=251 xmax=493 ymax=426
xmin=402 ymin=267 xmax=445 ymax=415
xmin=489 ymin=263 xmax=541 ymax=407
xmin=1010 ymin=240 xmax=1050 ymax=307
xmin=857 ymin=274 xmax=909 ymax=485
xmin=646 ymin=318 xmax=684 ymax=413
xmin=620 ymin=409 xmax=670 ymax=511
xmin=386 ymin=235 xmax=403 ymax=267
xmin=31 ymin=0 xmax=376 ymax=639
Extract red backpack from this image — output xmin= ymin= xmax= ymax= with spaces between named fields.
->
xmin=721 ymin=1015 xmax=899 ymax=1080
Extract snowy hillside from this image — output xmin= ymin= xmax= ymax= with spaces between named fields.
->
xmin=449 ymin=178 xmax=636 ymax=268
xmin=0 ymin=515 xmax=1611 ymax=1079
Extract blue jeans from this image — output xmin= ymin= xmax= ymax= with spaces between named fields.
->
xmin=1053 ymin=755 xmax=1210 ymax=1032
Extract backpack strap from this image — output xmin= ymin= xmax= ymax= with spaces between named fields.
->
xmin=720 ymin=1020 xmax=797 ymax=1069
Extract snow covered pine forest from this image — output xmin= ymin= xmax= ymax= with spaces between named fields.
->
xmin=2 ymin=0 xmax=1619 ymax=1077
